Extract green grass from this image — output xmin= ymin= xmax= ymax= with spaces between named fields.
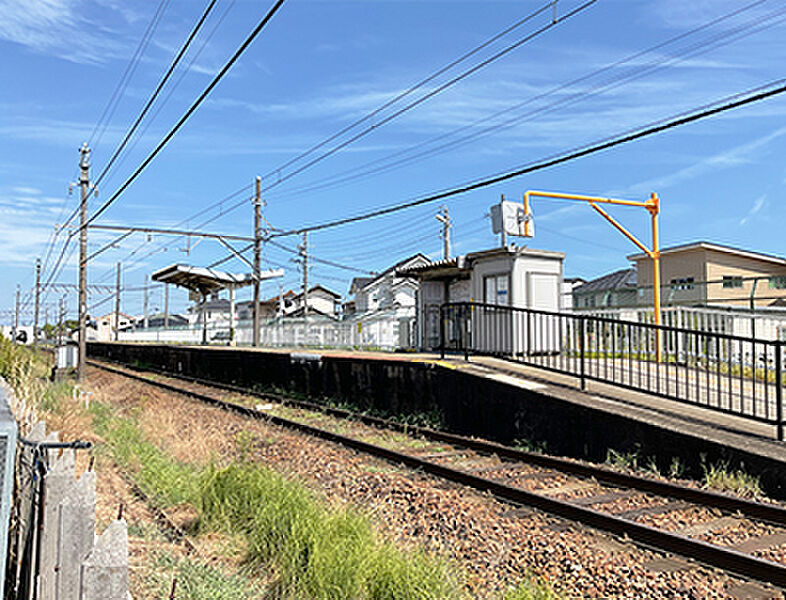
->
xmin=137 ymin=552 xmax=267 ymax=600
xmin=503 ymin=575 xmax=561 ymax=600
xmin=93 ymin=406 xmax=465 ymax=599
xmin=702 ymin=460 xmax=762 ymax=499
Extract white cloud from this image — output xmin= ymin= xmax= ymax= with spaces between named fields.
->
xmin=739 ymin=194 xmax=766 ymax=226
xmin=625 ymin=126 xmax=786 ymax=196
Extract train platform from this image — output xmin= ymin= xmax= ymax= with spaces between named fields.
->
xmin=203 ymin=344 xmax=786 ymax=460
xmin=88 ymin=341 xmax=786 ymax=496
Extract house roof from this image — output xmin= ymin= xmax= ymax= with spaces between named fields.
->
xmin=350 ymin=277 xmax=374 ymax=293
xmin=98 ymin=311 xmax=134 ymax=321
xmin=628 ymin=241 xmax=786 ymax=266
xmin=573 ymin=268 xmax=637 ymax=294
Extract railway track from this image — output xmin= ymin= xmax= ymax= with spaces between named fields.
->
xmin=88 ymin=358 xmax=786 ymax=590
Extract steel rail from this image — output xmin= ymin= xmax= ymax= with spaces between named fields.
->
xmin=87 ymin=358 xmax=786 ymax=587
xmin=87 ymin=358 xmax=786 ymax=525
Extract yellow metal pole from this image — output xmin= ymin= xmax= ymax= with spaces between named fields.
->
xmin=648 ymin=192 xmax=662 ymax=362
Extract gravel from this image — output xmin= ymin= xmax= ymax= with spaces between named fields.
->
xmin=84 ymin=365 xmax=786 ymax=599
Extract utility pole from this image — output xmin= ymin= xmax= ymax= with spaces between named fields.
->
xmin=58 ymin=296 xmax=65 ymax=346
xmin=13 ymin=284 xmax=20 ymax=346
xmin=436 ymin=205 xmax=451 ymax=260
xmin=253 ymin=176 xmax=262 ymax=347
xmin=114 ymin=262 xmax=121 ymax=341
xmin=300 ymin=232 xmax=308 ymax=319
xmin=164 ymin=284 xmax=169 ymax=330
xmin=499 ymin=194 xmax=507 ymax=248
xmin=77 ymin=142 xmax=90 ymax=381
xmin=44 ymin=306 xmax=49 ymax=342
xmin=143 ymin=274 xmax=149 ymax=329
xmin=34 ymin=258 xmax=41 ymax=348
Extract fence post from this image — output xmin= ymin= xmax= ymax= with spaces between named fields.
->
xmin=777 ymin=342 xmax=783 ymax=442
xmin=80 ymin=519 xmax=129 ymax=600
xmin=440 ymin=305 xmax=445 ymax=359
xmin=579 ymin=317 xmax=587 ymax=392
xmin=463 ymin=304 xmax=469 ymax=361
xmin=57 ymin=470 xmax=96 ymax=600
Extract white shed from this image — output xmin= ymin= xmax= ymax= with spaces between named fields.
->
xmin=399 ymin=245 xmax=564 ymax=352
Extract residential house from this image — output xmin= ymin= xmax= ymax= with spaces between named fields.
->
xmin=351 ymin=254 xmax=429 ymax=315
xmin=287 ymin=285 xmax=341 ymax=318
xmin=237 ymin=290 xmax=297 ymax=321
xmin=628 ymin=241 xmax=786 ymax=309
xmin=95 ymin=311 xmax=136 ymax=341
xmin=561 ymin=277 xmax=586 ymax=310
xmin=571 ymin=269 xmax=637 ymax=310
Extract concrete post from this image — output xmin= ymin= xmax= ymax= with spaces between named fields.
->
xmin=80 ymin=520 xmax=129 ymax=600
xmin=56 ymin=470 xmax=96 ymax=600
xmin=41 ymin=448 xmax=76 ymax=599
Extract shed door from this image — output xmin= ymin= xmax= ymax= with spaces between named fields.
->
xmin=527 ymin=272 xmax=559 ymax=311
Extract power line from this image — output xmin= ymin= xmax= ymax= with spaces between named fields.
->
xmin=85 ymin=0 xmax=287 ymax=227
xmin=267 ymin=78 xmax=786 ymax=239
xmin=88 ymin=0 xmax=171 ymax=148
xmin=258 ymin=0 xmax=599 ymax=197
xmin=263 ymin=0 xmax=783 ymax=202
xmin=93 ymin=0 xmax=219 ymax=189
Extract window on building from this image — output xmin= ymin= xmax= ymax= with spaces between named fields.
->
xmin=770 ymin=276 xmax=786 ymax=290
xmin=484 ymin=274 xmax=509 ymax=305
xmin=722 ymin=275 xmax=743 ymax=289
xmin=670 ymin=277 xmax=694 ymax=291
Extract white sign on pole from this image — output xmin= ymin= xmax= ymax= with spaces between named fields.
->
xmin=490 ymin=200 xmax=533 ymax=237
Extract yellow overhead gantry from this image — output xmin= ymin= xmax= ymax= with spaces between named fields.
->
xmin=522 ymin=190 xmax=662 ymax=361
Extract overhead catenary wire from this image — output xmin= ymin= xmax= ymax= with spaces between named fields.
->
xmin=266 ymin=78 xmax=786 ymax=239
xmin=257 ymin=0 xmax=599 ymax=197
xmin=92 ymin=0 xmax=220 ymax=189
xmin=262 ymin=0 xmax=782 ymax=203
xmin=191 ymin=0 xmax=780 ymax=271
xmin=85 ymin=0 xmax=287 ymax=228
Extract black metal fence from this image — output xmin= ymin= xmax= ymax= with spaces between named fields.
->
xmin=440 ymin=302 xmax=785 ymax=440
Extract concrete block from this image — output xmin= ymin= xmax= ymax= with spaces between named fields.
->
xmin=40 ymin=447 xmax=76 ymax=600
xmin=56 ymin=470 xmax=96 ymax=600
xmin=80 ymin=519 xmax=129 ymax=600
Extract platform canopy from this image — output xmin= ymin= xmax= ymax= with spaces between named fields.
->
xmin=151 ymin=263 xmax=283 ymax=296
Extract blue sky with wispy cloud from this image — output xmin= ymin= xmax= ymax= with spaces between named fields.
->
xmin=1 ymin=0 xmax=786 ymax=322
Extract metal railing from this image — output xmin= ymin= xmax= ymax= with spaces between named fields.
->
xmin=440 ymin=302 xmax=786 ymax=440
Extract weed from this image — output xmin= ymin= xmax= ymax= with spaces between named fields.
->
xmin=513 ymin=438 xmax=547 ymax=454
xmin=503 ymin=574 xmax=561 ymax=600
xmin=138 ymin=552 xmax=266 ymax=600
xmin=605 ymin=448 xmax=640 ymax=471
xmin=702 ymin=460 xmax=761 ymax=498
xmin=668 ymin=457 xmax=685 ymax=479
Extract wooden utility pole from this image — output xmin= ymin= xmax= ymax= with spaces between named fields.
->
xmin=77 ymin=142 xmax=90 ymax=381
xmin=114 ymin=262 xmax=121 ymax=341
xmin=436 ymin=205 xmax=451 ymax=260
xmin=253 ymin=176 xmax=262 ymax=347
xmin=34 ymin=258 xmax=41 ymax=347
xmin=300 ymin=232 xmax=309 ymax=319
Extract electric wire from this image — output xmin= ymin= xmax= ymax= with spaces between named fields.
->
xmin=263 ymin=0 xmax=783 ymax=202
xmin=266 ymin=78 xmax=786 ymax=238
xmin=92 ymin=0 xmax=220 ymax=189
xmin=84 ymin=0 xmax=287 ymax=227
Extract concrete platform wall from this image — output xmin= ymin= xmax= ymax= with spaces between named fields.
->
xmin=88 ymin=342 xmax=786 ymax=499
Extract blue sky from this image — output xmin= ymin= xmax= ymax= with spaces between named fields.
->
xmin=2 ymin=0 xmax=786 ymax=324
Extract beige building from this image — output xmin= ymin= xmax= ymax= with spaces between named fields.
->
xmin=96 ymin=311 xmax=135 ymax=341
xmin=628 ymin=241 xmax=786 ymax=308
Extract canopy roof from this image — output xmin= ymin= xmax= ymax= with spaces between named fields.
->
xmin=152 ymin=263 xmax=282 ymax=295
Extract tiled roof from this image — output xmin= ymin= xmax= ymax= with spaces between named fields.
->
xmin=573 ymin=268 xmax=636 ymax=294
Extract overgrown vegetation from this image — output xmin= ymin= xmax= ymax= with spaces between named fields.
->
xmin=503 ymin=575 xmax=560 ymax=600
xmin=702 ymin=459 xmax=762 ymax=498
xmin=0 ymin=335 xmax=73 ymax=430
xmin=138 ymin=552 xmax=267 ymax=599
xmin=93 ymin=407 xmax=466 ymax=599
